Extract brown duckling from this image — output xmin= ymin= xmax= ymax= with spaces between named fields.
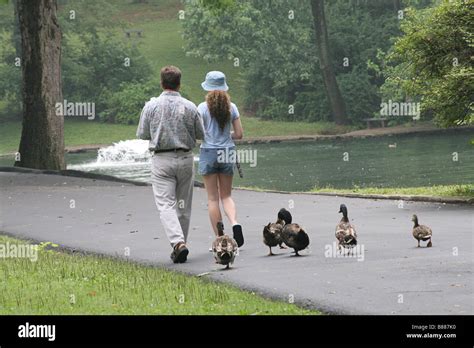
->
xmin=212 ymin=222 xmax=238 ymax=269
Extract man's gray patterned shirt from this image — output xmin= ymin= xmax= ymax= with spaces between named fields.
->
xmin=136 ymin=91 xmax=204 ymax=151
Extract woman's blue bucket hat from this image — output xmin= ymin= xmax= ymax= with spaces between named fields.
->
xmin=201 ymin=71 xmax=229 ymax=91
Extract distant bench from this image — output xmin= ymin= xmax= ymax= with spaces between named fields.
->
xmin=125 ymin=29 xmax=143 ymax=38
xmin=363 ymin=117 xmax=388 ymax=129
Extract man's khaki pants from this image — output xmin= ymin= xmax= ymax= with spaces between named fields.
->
xmin=151 ymin=151 xmax=194 ymax=248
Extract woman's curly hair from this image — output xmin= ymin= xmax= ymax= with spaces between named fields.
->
xmin=206 ymin=91 xmax=231 ymax=132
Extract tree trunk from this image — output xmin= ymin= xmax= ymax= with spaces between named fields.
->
xmin=15 ymin=0 xmax=65 ymax=170
xmin=311 ymin=0 xmax=348 ymax=125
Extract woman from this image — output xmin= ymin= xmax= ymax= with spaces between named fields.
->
xmin=198 ymin=71 xmax=244 ymax=247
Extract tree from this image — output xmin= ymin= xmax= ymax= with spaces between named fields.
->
xmin=380 ymin=0 xmax=473 ymax=126
xmin=15 ymin=0 xmax=65 ymax=170
xmin=310 ymin=0 xmax=348 ymax=125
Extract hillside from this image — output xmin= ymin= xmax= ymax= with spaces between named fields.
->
xmin=115 ymin=0 xmax=246 ymax=107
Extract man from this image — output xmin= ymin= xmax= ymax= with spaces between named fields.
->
xmin=137 ymin=66 xmax=204 ymax=263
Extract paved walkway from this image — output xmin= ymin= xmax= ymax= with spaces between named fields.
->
xmin=0 ymin=170 xmax=472 ymax=314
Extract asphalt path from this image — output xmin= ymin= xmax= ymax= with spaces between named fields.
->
xmin=1 ymin=170 xmax=472 ymax=314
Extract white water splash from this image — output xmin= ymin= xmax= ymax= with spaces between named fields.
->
xmin=67 ymin=140 xmax=153 ymax=179
xmin=97 ymin=139 xmax=151 ymax=163
xmin=68 ymin=140 xmax=199 ymax=182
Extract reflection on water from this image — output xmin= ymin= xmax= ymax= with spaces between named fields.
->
xmin=1 ymin=132 xmax=472 ymax=191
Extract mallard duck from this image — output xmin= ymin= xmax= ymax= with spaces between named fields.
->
xmin=412 ymin=214 xmax=432 ymax=247
xmin=262 ymin=210 xmax=288 ymax=256
xmin=212 ymin=222 xmax=238 ymax=269
xmin=336 ymin=204 xmax=357 ymax=252
xmin=277 ymin=208 xmax=293 ymax=225
xmin=279 ymin=209 xmax=310 ymax=256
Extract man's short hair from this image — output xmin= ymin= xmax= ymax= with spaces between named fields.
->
xmin=161 ymin=66 xmax=181 ymax=90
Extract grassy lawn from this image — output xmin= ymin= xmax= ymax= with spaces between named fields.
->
xmin=0 ymin=235 xmax=317 ymax=315
xmin=310 ymin=184 xmax=474 ymax=199
xmin=242 ymin=118 xmax=351 ymax=137
xmin=0 ymin=121 xmax=137 ymax=154
xmin=0 ymin=119 xmax=351 ymax=154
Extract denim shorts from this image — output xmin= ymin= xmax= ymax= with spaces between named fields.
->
xmin=198 ymin=147 xmax=235 ymax=176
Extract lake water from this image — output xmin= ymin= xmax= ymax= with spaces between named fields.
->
xmin=1 ymin=131 xmax=472 ymax=191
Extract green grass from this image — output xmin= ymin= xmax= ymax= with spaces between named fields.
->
xmin=0 ymin=120 xmax=137 ymax=154
xmin=0 ymin=235 xmax=318 ymax=315
xmin=310 ymin=184 xmax=474 ymax=199
xmin=0 ymin=119 xmax=351 ymax=154
xmin=241 ymin=118 xmax=352 ymax=137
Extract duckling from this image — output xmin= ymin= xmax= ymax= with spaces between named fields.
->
xmin=263 ymin=212 xmax=287 ymax=256
xmin=336 ymin=204 xmax=358 ymax=252
xmin=279 ymin=209 xmax=310 ymax=256
xmin=212 ymin=222 xmax=238 ymax=269
xmin=412 ymin=214 xmax=432 ymax=247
